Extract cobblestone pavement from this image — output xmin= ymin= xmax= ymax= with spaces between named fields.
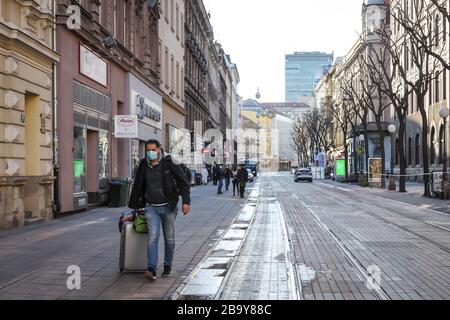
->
xmin=0 ymin=183 xmax=246 ymax=300
xmin=212 ymin=173 xmax=450 ymax=300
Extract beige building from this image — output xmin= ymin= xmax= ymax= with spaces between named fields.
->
xmin=0 ymin=1 xmax=59 ymax=229
xmin=159 ymin=0 xmax=186 ymax=153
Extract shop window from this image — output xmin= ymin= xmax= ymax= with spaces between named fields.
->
xmin=73 ymin=126 xmax=87 ymax=194
xmin=98 ymin=131 xmax=110 ymax=190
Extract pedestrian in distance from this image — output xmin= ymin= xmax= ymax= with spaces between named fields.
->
xmin=237 ymin=164 xmax=249 ymax=198
xmin=212 ymin=162 xmax=218 ymax=186
xmin=128 ymin=139 xmax=191 ymax=282
xmin=232 ymin=166 xmax=239 ymax=197
xmin=201 ymin=166 xmax=209 ymax=185
xmin=224 ymin=166 xmax=232 ymax=192
xmin=217 ymin=165 xmax=224 ymax=194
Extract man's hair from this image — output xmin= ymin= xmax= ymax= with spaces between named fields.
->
xmin=145 ymin=139 xmax=161 ymax=149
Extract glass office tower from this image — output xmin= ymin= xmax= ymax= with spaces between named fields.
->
xmin=285 ymin=51 xmax=333 ymax=102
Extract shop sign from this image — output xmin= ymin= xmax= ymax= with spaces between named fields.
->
xmin=114 ymin=115 xmax=138 ymax=138
xmin=137 ymin=95 xmax=161 ymax=122
xmin=80 ymin=44 xmax=107 ymax=86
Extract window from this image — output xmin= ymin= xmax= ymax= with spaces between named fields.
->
xmin=165 ymin=48 xmax=169 ymax=88
xmin=181 ymin=13 xmax=185 ymax=45
xmin=123 ymin=1 xmax=127 ymax=45
xmin=408 ymin=137 xmax=412 ymax=166
xmin=395 ymin=138 xmax=399 ymax=166
xmin=444 ymin=13 xmax=447 ymax=44
xmin=171 ymin=0 xmax=175 ymax=32
xmin=73 ymin=126 xmax=87 ymax=194
xmin=436 ymin=72 xmax=440 ymax=103
xmin=435 ymin=15 xmax=440 ymax=47
xmin=181 ymin=68 xmax=184 ymax=101
xmin=444 ymin=71 xmax=447 ymax=100
xmin=431 ymin=127 xmax=436 ymax=165
xmin=439 ymin=125 xmax=445 ymax=164
xmin=171 ymin=55 xmax=175 ymax=91
xmin=113 ymin=0 xmax=118 ymax=39
xmin=176 ymin=62 xmax=180 ymax=98
xmin=176 ymin=4 xmax=180 ymax=39
xmin=165 ymin=0 xmax=169 ymax=23
xmin=415 ymin=134 xmax=420 ymax=165
xmin=98 ymin=131 xmax=110 ymax=190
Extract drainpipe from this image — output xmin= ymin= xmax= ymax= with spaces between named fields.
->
xmin=52 ymin=0 xmax=61 ymax=216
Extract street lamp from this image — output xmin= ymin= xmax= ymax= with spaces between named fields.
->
xmin=358 ymin=134 xmax=365 ymax=178
xmin=439 ymin=106 xmax=449 ymax=199
xmin=388 ymin=124 xmax=397 ymax=191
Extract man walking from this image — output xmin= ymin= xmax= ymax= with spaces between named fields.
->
xmin=237 ymin=164 xmax=249 ymax=198
xmin=128 ymin=139 xmax=191 ymax=281
xmin=217 ymin=165 xmax=224 ymax=194
xmin=201 ymin=166 xmax=209 ymax=185
xmin=224 ymin=166 xmax=232 ymax=192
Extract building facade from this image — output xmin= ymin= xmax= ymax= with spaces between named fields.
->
xmin=285 ymin=51 xmax=333 ymax=102
xmin=55 ymin=0 xmax=161 ymax=213
xmin=0 ymin=0 xmax=59 ymax=229
xmin=159 ymin=0 xmax=186 ymax=156
xmin=184 ymin=0 xmax=211 ymax=169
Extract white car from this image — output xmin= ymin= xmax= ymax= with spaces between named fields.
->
xmin=247 ymin=169 xmax=254 ymax=183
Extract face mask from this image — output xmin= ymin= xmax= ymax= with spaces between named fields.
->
xmin=146 ymin=151 xmax=158 ymax=161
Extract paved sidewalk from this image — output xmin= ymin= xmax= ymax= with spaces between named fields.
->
xmin=0 ymin=183 xmax=246 ymax=300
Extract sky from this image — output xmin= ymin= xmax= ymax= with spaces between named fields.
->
xmin=203 ymin=0 xmax=364 ymax=102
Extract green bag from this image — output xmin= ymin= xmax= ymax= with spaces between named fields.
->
xmin=133 ymin=213 xmax=148 ymax=233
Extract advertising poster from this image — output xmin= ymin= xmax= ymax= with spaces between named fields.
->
xmin=335 ymin=159 xmax=346 ymax=177
xmin=368 ymin=158 xmax=382 ymax=187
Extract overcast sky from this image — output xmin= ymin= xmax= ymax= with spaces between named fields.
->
xmin=203 ymin=0 xmax=364 ymax=102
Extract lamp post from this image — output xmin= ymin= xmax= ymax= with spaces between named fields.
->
xmin=388 ymin=124 xmax=397 ymax=191
xmin=358 ymin=134 xmax=365 ymax=181
xmin=439 ymin=106 xmax=449 ymax=199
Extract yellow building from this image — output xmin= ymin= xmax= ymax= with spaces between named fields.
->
xmin=240 ymin=99 xmax=276 ymax=172
xmin=0 ymin=1 xmax=58 ymax=228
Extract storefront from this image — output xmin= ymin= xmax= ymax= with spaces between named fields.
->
xmin=128 ymin=73 xmax=163 ymax=178
xmin=57 ymin=31 xmax=127 ymax=213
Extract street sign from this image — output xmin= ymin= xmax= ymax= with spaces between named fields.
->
xmin=335 ymin=159 xmax=346 ymax=177
xmin=114 ymin=115 xmax=138 ymax=139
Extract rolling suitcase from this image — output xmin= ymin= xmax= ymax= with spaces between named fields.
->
xmin=119 ymin=222 xmax=148 ymax=273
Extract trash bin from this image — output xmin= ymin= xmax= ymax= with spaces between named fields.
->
xmin=109 ymin=178 xmax=133 ymax=207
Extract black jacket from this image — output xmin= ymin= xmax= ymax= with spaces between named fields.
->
xmin=237 ymin=168 xmax=249 ymax=183
xmin=128 ymin=156 xmax=191 ymax=212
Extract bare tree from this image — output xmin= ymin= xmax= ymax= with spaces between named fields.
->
xmin=291 ymin=119 xmax=309 ymax=168
xmin=373 ymin=22 xmax=413 ymax=193
xmin=340 ymin=64 xmax=370 ymax=180
xmin=329 ymin=95 xmax=356 ymax=180
xmin=358 ymin=43 xmax=395 ymax=188
xmin=391 ymin=0 xmax=444 ymax=196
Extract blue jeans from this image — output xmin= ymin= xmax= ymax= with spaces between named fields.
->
xmin=145 ymin=205 xmax=177 ymax=271
xmin=218 ymin=179 xmax=224 ymax=193
xmin=225 ymin=178 xmax=231 ymax=191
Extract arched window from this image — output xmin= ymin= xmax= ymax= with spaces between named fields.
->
xmin=439 ymin=124 xmax=445 ymax=164
xmin=408 ymin=138 xmax=412 ymax=166
xmin=415 ymin=134 xmax=421 ymax=165
xmin=431 ymin=127 xmax=436 ymax=165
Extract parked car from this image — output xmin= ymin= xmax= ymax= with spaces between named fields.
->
xmin=294 ymin=168 xmax=313 ymax=183
xmin=247 ymin=169 xmax=254 ymax=183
